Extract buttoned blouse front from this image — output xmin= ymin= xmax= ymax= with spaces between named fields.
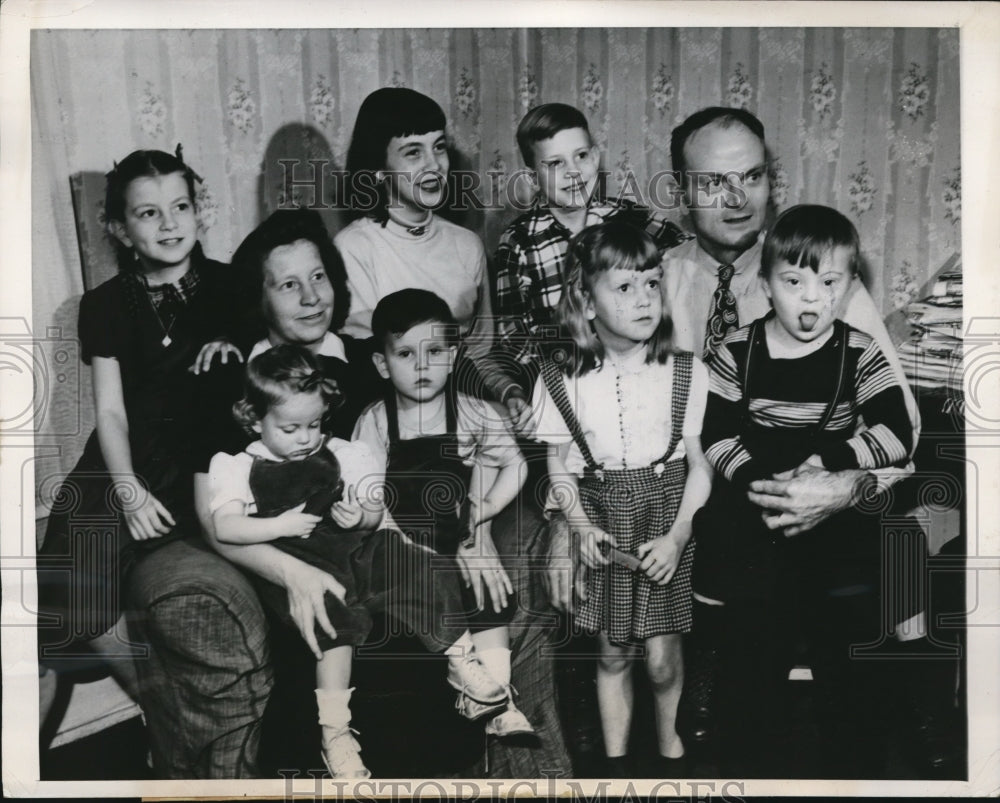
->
xmin=530 ymin=350 xmax=708 ymax=477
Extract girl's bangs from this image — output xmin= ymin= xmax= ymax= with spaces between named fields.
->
xmin=596 ymin=237 xmax=661 ymax=275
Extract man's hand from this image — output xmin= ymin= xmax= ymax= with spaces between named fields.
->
xmin=543 ymin=513 xmax=587 ymax=613
xmin=280 ymin=560 xmax=347 ymax=659
xmin=503 ymin=386 xmax=533 ymax=435
xmin=747 ymin=464 xmax=869 ymax=537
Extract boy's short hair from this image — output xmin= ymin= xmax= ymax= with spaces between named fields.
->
xmin=761 ymin=204 xmax=861 ymax=278
xmin=670 ymin=106 xmax=766 ymax=180
xmin=370 ymin=289 xmax=459 ymax=350
xmin=516 ymin=103 xmax=592 ymax=169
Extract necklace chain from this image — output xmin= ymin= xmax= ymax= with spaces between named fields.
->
xmin=145 ymin=285 xmax=179 ymax=347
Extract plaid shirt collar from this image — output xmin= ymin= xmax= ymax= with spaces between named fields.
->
xmin=135 ymin=260 xmax=201 ymax=304
xmin=525 ymin=199 xmax=622 ymax=237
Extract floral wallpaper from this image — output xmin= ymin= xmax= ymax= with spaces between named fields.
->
xmin=31 ymin=27 xmax=961 ymax=484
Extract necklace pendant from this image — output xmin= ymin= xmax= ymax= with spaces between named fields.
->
xmin=161 ymin=334 xmax=172 ymax=347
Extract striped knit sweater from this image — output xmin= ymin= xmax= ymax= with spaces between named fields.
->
xmin=702 ymin=317 xmax=912 ymax=490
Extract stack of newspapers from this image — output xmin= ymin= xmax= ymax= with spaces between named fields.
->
xmin=897 ymin=261 xmax=963 ymax=393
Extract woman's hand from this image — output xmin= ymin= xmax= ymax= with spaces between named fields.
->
xmin=190 ymin=340 xmax=244 ymax=375
xmin=456 ymin=526 xmax=513 ymax=613
xmin=280 ymin=559 xmax=347 ymax=660
xmin=637 ymin=527 xmax=687 ymax=585
xmin=330 ymin=484 xmax=363 ymax=530
xmin=121 ymin=487 xmax=176 ymax=541
xmin=577 ymin=523 xmax=616 ymax=569
xmin=274 ymin=502 xmax=321 ymax=538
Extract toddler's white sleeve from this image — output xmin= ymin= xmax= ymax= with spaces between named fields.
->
xmin=206 ymin=452 xmax=254 ymax=515
xmin=328 ymin=438 xmax=383 ymax=510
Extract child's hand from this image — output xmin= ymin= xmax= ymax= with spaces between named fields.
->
xmin=504 ymin=388 xmax=533 ymax=435
xmin=801 ymin=454 xmax=825 ymax=470
xmin=578 ymin=524 xmax=616 ymax=569
xmin=456 ymin=525 xmax=513 ymax=613
xmin=637 ymin=533 xmax=685 ymax=585
xmin=190 ymin=340 xmax=244 ymax=374
xmin=275 ymin=502 xmax=321 ymax=538
xmin=545 ymin=514 xmax=589 ymax=614
xmin=122 ymin=488 xmax=176 ymax=541
xmin=330 ymin=484 xmax=364 ymax=530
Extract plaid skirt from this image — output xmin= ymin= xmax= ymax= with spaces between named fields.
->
xmin=574 ymin=456 xmax=693 ymax=644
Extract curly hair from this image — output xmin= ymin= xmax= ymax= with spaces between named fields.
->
xmin=230 ymin=207 xmax=351 ymax=348
xmin=232 ymin=344 xmax=343 ymax=435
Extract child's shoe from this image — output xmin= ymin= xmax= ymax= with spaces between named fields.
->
xmin=447 ymin=653 xmax=508 ymax=704
xmin=484 ymin=689 xmax=535 ymax=738
xmin=322 ymin=729 xmax=370 ymax=779
xmin=602 ymin=753 xmax=634 ymax=779
xmin=316 ymin=688 xmax=370 ymax=779
xmin=455 ymin=692 xmax=508 ymax=722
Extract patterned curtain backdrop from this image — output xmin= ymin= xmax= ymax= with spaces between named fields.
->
xmin=31 ymin=27 xmax=961 ymax=490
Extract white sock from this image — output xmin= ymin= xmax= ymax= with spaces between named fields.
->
xmin=316 ymin=687 xmax=354 ymax=730
xmin=445 ymin=630 xmax=475 ymax=658
xmin=476 ymin=646 xmax=512 ymax=687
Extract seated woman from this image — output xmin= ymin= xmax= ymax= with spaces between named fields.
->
xmin=229 ymin=207 xmax=382 ymax=438
xmin=192 ymin=208 xmax=499 ymax=777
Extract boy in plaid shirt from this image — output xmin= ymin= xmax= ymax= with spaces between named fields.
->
xmin=495 ymin=102 xmax=689 ymax=429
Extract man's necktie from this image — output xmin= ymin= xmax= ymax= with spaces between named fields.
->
xmin=704 ymin=263 xmax=738 ymax=360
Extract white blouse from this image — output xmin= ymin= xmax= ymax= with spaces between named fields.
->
xmin=529 ymin=350 xmax=708 ymax=477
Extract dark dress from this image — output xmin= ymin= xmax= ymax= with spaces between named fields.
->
xmin=37 ymin=251 xmax=234 ymax=662
xmin=236 ymin=439 xmax=469 ymax=654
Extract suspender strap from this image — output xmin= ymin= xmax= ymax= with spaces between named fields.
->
xmin=815 ymin=321 xmax=848 ymax=433
xmin=662 ymin=351 xmax=693 ymax=463
xmin=384 ymin=385 xmax=458 ymax=445
xmin=539 ymin=358 xmax=603 ymax=474
xmin=385 ymin=389 xmax=401 ymax=444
